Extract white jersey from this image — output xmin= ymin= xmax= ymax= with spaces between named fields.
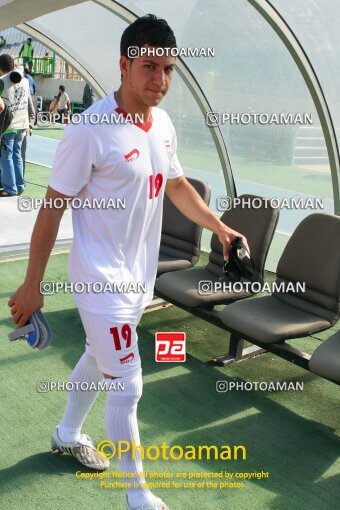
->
xmin=49 ymin=92 xmax=183 ymax=318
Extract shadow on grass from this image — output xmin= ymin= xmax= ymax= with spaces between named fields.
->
xmin=0 ymin=302 xmax=339 ymax=510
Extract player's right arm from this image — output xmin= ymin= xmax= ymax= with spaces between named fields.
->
xmin=8 ymin=115 xmax=98 ymax=328
xmin=8 ymin=186 xmax=71 ymax=328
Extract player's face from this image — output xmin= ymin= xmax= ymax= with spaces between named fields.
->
xmin=121 ymin=48 xmax=175 ymax=107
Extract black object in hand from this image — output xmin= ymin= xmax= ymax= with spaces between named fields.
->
xmin=223 ymin=237 xmax=255 ymax=281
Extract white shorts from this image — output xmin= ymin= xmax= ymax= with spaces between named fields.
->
xmin=78 ymin=308 xmax=144 ymax=377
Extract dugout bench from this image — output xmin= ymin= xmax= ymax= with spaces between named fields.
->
xmin=157 ymin=177 xmax=211 ymax=276
xmin=156 ymin=196 xmax=340 ymax=386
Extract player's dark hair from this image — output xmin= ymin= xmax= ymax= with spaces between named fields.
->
xmin=120 ymin=14 xmax=176 ymax=57
xmin=59 ymin=85 xmax=65 ymax=92
xmin=0 ymin=53 xmax=14 ymax=72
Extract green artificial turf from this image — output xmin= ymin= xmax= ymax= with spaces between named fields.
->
xmin=0 ymin=252 xmax=339 ymax=510
xmin=23 ymin=162 xmax=51 ymax=198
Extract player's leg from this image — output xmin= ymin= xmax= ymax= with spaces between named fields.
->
xmin=51 ymin=307 xmax=141 ymax=470
xmin=57 ymin=350 xmax=104 ymax=443
xmin=102 ymin=318 xmax=168 ymax=510
xmin=52 ymin=308 xmax=168 ymax=508
xmin=51 ymin=346 xmax=110 ymax=470
xmin=51 ymin=309 xmax=111 ymax=470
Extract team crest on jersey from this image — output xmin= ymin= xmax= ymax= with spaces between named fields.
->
xmin=164 ymin=139 xmax=171 ymax=159
xmin=124 ymin=149 xmax=140 ymax=162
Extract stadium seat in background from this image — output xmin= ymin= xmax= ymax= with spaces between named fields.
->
xmin=157 ymin=177 xmax=211 ymax=276
xmin=309 ymin=331 xmax=340 ymax=383
xmin=155 ymin=194 xmax=279 ymax=307
xmin=218 ymin=213 xmax=340 ymax=376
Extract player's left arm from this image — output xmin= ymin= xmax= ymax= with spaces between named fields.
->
xmin=165 ymin=176 xmax=248 ymax=260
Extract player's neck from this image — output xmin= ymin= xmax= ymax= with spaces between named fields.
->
xmin=114 ymin=89 xmax=152 ymax=124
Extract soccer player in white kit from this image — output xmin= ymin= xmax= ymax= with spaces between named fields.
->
xmin=8 ymin=15 xmax=248 ymax=510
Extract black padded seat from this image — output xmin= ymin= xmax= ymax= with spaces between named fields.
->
xmin=220 ymin=213 xmax=340 ymax=344
xmin=309 ymin=331 xmax=340 ymax=383
xmin=219 ymin=295 xmax=331 ymax=344
xmin=157 ymin=177 xmax=211 ymax=276
xmin=155 ymin=194 xmax=279 ymax=306
xmin=155 ymin=266 xmax=252 ymax=307
xmin=158 ymin=254 xmax=192 ymax=274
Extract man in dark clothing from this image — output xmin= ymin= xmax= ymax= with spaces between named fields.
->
xmin=82 ymin=83 xmax=96 ymax=110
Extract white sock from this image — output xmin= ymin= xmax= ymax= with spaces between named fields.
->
xmin=58 ymin=351 xmax=104 ymax=443
xmin=105 ymin=371 xmax=157 ymax=508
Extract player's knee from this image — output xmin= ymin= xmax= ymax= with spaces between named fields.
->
xmin=106 ymin=370 xmax=143 ymax=407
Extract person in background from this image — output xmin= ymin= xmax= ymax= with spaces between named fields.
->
xmin=0 ymin=97 xmax=4 ymax=189
xmin=43 ymin=52 xmax=53 ymax=76
xmin=24 ymin=68 xmax=36 ymax=96
xmin=0 ymin=54 xmax=30 ymax=197
xmin=82 ymin=83 xmax=96 ymax=110
xmin=56 ymin=85 xmax=70 ymax=123
xmin=0 ymin=35 xmax=6 ymax=48
xmin=21 ymin=84 xmax=36 ymax=177
xmin=24 ymin=68 xmax=37 ymax=124
xmin=49 ymin=95 xmax=58 ymax=116
xmin=19 ymin=37 xmax=34 ymax=73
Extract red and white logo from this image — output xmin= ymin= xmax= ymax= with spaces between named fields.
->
xmin=124 ymin=148 xmax=140 ymax=162
xmin=119 ymin=353 xmax=135 ymax=365
xmin=155 ymin=332 xmax=186 ymax=362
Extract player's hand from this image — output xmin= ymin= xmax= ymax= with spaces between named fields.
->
xmin=8 ymin=281 xmax=44 ymax=328
xmin=0 ymin=98 xmax=4 ymax=114
xmin=217 ymin=225 xmax=249 ymax=261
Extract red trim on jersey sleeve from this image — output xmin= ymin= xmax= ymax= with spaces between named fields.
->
xmin=115 ymin=107 xmax=153 ymax=133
